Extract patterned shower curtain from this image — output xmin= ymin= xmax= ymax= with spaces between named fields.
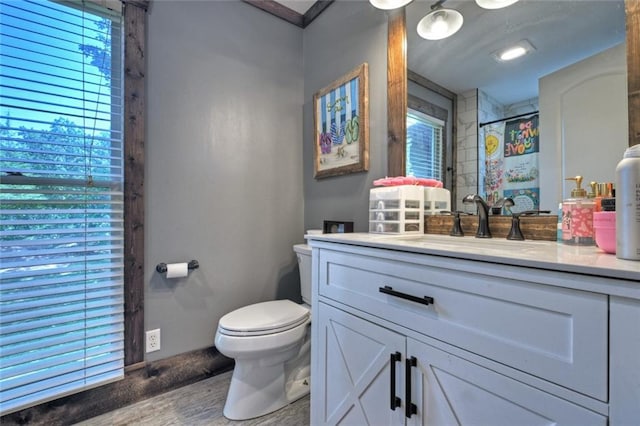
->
xmin=480 ymin=114 xmax=540 ymax=213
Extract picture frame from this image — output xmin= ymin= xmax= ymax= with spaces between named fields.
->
xmin=313 ymin=63 xmax=369 ymax=179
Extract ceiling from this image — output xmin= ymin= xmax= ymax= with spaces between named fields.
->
xmin=271 ymin=0 xmax=626 ymax=105
xmin=406 ymin=0 xmax=626 ymax=104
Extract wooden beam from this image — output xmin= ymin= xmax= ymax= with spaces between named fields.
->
xmin=243 ymin=1 xmax=333 ymax=28
xmin=303 ymin=0 xmax=334 ymax=27
xmin=387 ymin=9 xmax=407 ymax=177
xmin=243 ymin=0 xmax=304 ymax=27
xmin=122 ymin=0 xmax=150 ymax=12
xmin=626 ymin=0 xmax=640 ymax=147
xmin=123 ymin=1 xmax=146 ymax=366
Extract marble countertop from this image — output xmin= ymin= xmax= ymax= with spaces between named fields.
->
xmin=306 ymin=232 xmax=640 ymax=282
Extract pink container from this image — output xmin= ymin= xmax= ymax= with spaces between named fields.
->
xmin=593 ymin=211 xmax=616 ymax=254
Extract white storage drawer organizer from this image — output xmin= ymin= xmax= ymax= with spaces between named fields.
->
xmin=369 ymin=185 xmax=424 ymax=234
xmin=424 ymin=187 xmax=451 ymax=215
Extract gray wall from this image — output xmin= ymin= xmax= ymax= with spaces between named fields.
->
xmin=302 ymin=1 xmax=388 ymax=232
xmin=145 ymin=0 xmax=304 ymax=361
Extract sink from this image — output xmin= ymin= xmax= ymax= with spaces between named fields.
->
xmin=391 ymin=234 xmax=555 ymax=252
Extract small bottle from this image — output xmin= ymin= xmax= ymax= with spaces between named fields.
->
xmin=615 ymin=144 xmax=640 ymax=260
xmin=562 ymin=175 xmax=595 ymax=245
xmin=589 ymin=181 xmax=599 ymax=211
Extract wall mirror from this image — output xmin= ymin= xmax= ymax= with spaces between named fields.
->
xmin=388 ymin=0 xmax=639 ymax=211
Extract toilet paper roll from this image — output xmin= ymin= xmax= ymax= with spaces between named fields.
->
xmin=166 ymin=262 xmax=189 ymax=279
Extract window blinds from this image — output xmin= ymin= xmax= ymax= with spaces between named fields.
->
xmin=406 ymin=110 xmax=444 ymax=181
xmin=0 ymin=0 xmax=124 ymax=414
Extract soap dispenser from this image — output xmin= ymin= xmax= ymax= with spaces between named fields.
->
xmin=561 ymin=175 xmax=595 ymax=245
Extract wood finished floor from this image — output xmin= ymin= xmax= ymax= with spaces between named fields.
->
xmin=73 ymin=371 xmax=310 ymax=426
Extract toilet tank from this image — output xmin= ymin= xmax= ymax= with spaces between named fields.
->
xmin=293 ymin=244 xmax=312 ymax=305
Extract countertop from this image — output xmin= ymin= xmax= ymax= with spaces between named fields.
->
xmin=306 ymin=232 xmax=640 ymax=283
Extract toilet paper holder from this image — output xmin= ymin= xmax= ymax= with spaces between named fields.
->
xmin=156 ymin=260 xmax=199 ymax=274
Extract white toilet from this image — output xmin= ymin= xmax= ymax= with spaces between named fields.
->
xmin=214 ymin=243 xmax=312 ymax=420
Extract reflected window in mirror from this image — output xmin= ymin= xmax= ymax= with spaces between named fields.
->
xmin=406 ymin=71 xmax=456 ymax=197
xmin=407 ymin=109 xmax=444 ymax=182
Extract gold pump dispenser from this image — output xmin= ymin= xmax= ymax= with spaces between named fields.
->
xmin=566 ymin=175 xmax=587 ymax=198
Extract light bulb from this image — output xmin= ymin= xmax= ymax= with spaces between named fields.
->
xmin=369 ymin=0 xmax=413 ymax=10
xmin=475 ymin=0 xmax=519 ymax=10
xmin=417 ymin=9 xmax=463 ymax=40
xmin=431 ymin=15 xmax=449 ymax=36
xmin=500 ymin=46 xmax=527 ymax=61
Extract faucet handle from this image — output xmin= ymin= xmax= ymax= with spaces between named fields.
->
xmin=507 ymin=213 xmax=525 ymax=240
xmin=449 ymin=211 xmax=465 ymax=237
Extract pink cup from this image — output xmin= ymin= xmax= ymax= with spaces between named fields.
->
xmin=593 ymin=211 xmax=616 ymax=254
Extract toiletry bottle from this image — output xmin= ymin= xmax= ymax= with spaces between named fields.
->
xmin=562 ymin=175 xmax=595 ymax=245
xmin=615 ymin=144 xmax=640 ymax=260
xmin=590 ymin=181 xmax=602 ymax=212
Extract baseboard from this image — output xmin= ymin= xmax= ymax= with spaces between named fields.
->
xmin=1 ymin=347 xmax=234 ymax=426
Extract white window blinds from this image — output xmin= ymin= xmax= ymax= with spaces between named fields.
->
xmin=0 ymin=0 xmax=124 ymax=414
xmin=406 ymin=109 xmax=444 ymax=181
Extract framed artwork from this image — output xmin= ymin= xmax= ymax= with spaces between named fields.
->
xmin=313 ymin=63 xmax=369 ymax=179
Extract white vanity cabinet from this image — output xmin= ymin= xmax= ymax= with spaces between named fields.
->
xmin=309 ymin=236 xmax=640 ymax=426
xmin=315 ymin=302 xmax=605 ymax=425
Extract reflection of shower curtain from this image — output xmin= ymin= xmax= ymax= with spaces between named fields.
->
xmin=480 ymin=115 xmax=540 ymax=213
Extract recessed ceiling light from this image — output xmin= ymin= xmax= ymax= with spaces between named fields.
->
xmin=492 ymin=40 xmax=535 ymax=62
xmin=500 ymin=46 xmax=527 ymax=61
xmin=369 ymin=0 xmax=413 ymax=10
xmin=475 ymin=0 xmax=519 ymax=10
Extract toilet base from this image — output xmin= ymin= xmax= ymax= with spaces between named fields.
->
xmin=222 ymin=357 xmax=310 ymax=420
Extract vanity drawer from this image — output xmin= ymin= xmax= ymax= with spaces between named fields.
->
xmin=317 ymin=247 xmax=608 ymax=401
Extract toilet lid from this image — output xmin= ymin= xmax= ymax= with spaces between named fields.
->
xmin=218 ymin=300 xmax=310 ymax=335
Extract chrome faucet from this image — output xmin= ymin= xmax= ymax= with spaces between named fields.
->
xmin=462 ymin=194 xmax=492 ymax=238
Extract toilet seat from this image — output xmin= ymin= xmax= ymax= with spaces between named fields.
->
xmin=218 ymin=300 xmax=310 ymax=337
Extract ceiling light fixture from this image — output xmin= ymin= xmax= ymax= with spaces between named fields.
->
xmin=369 ymin=0 xmax=413 ymax=10
xmin=492 ymin=40 xmax=535 ymax=62
xmin=499 ymin=46 xmax=526 ymax=61
xmin=417 ymin=6 xmax=463 ymax=40
xmin=475 ymin=0 xmax=519 ymax=10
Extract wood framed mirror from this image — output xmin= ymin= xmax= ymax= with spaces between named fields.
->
xmin=387 ymin=0 xmax=640 ymax=187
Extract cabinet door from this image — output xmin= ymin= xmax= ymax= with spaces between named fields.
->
xmin=406 ymin=339 xmax=607 ymax=426
xmin=313 ymin=302 xmax=406 ymax=426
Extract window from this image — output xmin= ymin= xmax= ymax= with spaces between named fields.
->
xmin=0 ymin=0 xmax=124 ymax=414
xmin=406 ymin=109 xmax=445 ymax=181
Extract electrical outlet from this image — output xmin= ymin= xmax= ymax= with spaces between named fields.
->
xmin=145 ymin=329 xmax=161 ymax=353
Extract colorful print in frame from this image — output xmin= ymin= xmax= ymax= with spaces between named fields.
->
xmin=313 ymin=63 xmax=369 ymax=179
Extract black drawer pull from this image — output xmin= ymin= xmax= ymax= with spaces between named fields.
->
xmin=389 ymin=352 xmax=401 ymax=410
xmin=379 ymin=285 xmax=434 ymax=306
xmin=405 ymin=356 xmax=417 ymax=418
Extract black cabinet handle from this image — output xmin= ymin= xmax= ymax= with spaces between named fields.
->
xmin=405 ymin=356 xmax=417 ymax=418
xmin=389 ymin=352 xmax=401 ymax=410
xmin=379 ymin=285 xmax=434 ymax=306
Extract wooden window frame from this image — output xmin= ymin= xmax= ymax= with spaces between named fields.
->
xmin=123 ymin=0 xmax=147 ymax=367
